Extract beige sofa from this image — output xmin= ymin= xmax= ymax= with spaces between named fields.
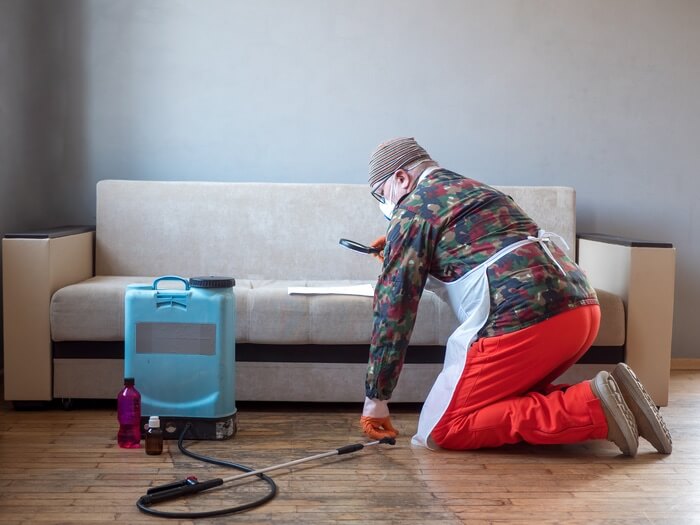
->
xmin=2 ymin=180 xmax=675 ymax=406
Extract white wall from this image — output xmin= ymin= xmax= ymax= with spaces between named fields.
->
xmin=5 ymin=0 xmax=700 ymax=358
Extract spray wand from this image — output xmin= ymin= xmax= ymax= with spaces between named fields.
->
xmin=137 ymin=436 xmax=396 ymax=518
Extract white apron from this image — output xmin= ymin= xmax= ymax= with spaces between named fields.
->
xmin=411 ymin=230 xmax=569 ymax=449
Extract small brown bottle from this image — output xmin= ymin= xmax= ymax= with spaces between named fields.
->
xmin=145 ymin=416 xmax=163 ymax=455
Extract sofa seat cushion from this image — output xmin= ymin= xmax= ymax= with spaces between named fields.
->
xmin=50 ymin=277 xmax=443 ymax=345
xmin=592 ymin=288 xmax=625 ymax=346
xmin=50 ymin=276 xmax=253 ymax=342
xmin=50 ymin=276 xmax=625 ymax=349
xmin=51 ymin=276 xmax=146 ymax=342
xmin=246 ymin=280 xmax=444 ymax=345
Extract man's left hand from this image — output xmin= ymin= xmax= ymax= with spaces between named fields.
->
xmin=360 ymin=415 xmax=399 ymax=440
xmin=361 ymin=397 xmax=398 ymax=440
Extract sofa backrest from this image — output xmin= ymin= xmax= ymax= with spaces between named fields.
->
xmin=96 ymin=180 xmax=575 ymax=280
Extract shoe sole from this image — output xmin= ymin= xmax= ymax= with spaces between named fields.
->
xmin=612 ymin=363 xmax=672 ymax=454
xmin=590 ymin=371 xmax=638 ymax=457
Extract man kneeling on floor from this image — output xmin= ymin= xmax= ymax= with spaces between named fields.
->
xmin=359 ymin=137 xmax=671 ymax=456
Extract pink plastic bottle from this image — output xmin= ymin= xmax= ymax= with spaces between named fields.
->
xmin=117 ymin=377 xmax=142 ymax=448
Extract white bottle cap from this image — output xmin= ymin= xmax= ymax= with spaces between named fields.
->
xmin=148 ymin=416 xmax=160 ymax=428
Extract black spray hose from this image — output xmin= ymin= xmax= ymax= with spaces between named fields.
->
xmin=136 ymin=423 xmax=396 ymax=519
xmin=136 ymin=423 xmax=277 ymax=519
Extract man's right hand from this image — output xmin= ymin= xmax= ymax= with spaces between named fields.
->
xmin=370 ymin=236 xmax=386 ymax=262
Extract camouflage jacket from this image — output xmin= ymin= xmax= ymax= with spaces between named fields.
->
xmin=366 ymin=169 xmax=598 ymax=400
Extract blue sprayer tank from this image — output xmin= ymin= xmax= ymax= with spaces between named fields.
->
xmin=124 ymin=276 xmax=237 ymax=440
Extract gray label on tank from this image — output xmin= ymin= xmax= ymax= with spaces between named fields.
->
xmin=136 ymin=323 xmax=216 ymax=355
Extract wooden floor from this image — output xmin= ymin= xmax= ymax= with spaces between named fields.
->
xmin=0 ymin=371 xmax=698 ymax=525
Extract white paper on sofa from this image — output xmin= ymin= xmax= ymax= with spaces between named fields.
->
xmin=287 ymin=284 xmax=375 ymax=297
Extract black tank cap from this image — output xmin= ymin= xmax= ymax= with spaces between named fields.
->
xmin=189 ymin=276 xmax=236 ymax=288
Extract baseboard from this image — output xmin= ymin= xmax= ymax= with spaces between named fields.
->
xmin=671 ymin=358 xmax=700 ymax=370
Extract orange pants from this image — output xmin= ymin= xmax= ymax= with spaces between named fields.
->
xmin=431 ymin=305 xmax=608 ymax=450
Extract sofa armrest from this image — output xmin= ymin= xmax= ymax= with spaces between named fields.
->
xmin=2 ymin=226 xmax=95 ymax=401
xmin=577 ymin=233 xmax=675 ymax=406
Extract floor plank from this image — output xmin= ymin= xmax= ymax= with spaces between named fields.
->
xmin=0 ymin=371 xmax=698 ymax=524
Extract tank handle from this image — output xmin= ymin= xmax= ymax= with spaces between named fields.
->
xmin=152 ymin=276 xmax=191 ymax=291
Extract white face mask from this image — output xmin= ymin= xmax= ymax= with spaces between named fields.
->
xmin=379 ymin=198 xmax=396 ymax=220
xmin=377 ymin=176 xmax=399 ymax=220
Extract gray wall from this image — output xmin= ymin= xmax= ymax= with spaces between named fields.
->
xmin=0 ymin=0 xmax=59 ymax=229
xmin=3 ymin=0 xmax=700 ymax=359
xmin=0 ymin=0 xmax=62 ymax=368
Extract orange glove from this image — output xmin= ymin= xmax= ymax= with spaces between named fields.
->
xmin=361 ymin=397 xmax=398 ymax=440
xmin=370 ymin=236 xmax=386 ymax=262
xmin=360 ymin=416 xmax=399 ymax=440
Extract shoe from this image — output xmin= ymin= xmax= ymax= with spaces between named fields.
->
xmin=590 ymin=371 xmax=638 ymax=457
xmin=612 ymin=363 xmax=672 ymax=454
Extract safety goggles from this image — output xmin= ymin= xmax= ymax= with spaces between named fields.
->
xmin=370 ymin=181 xmax=387 ymax=203
xmin=370 ymin=175 xmax=393 ymax=204
xmin=370 ymin=158 xmax=430 ymax=203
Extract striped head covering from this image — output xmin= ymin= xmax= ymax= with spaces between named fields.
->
xmin=368 ymin=137 xmax=431 ymax=189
